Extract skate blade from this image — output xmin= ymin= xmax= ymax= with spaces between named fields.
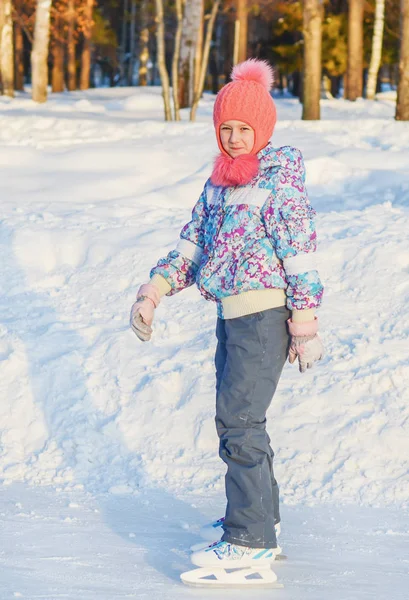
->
xmin=181 ymin=566 xmax=284 ymax=589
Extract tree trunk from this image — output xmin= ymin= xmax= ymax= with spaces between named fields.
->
xmin=346 ymin=0 xmax=364 ymax=100
xmin=367 ymin=0 xmax=385 ymax=100
xmin=120 ymin=0 xmax=128 ymax=85
xmin=172 ymin=0 xmax=184 ymax=119
xmin=80 ymin=0 xmax=94 ymax=90
xmin=191 ymin=0 xmax=221 ymax=121
xmin=178 ymin=0 xmax=202 ymax=108
xmin=0 ymin=0 xmax=14 ymax=97
xmin=67 ymin=0 xmax=76 ymax=91
xmin=0 ymin=2 xmax=3 ymax=93
xmin=396 ymin=0 xmax=409 ymax=120
xmin=14 ymin=18 xmax=25 ymax=91
xmin=139 ymin=0 xmax=150 ymax=86
xmin=155 ymin=0 xmax=172 ymax=120
xmin=302 ymin=0 xmax=322 ymax=120
xmin=330 ymin=74 xmax=342 ymax=98
xmin=235 ymin=0 xmax=248 ymax=64
xmin=127 ymin=0 xmax=137 ymax=85
xmin=52 ymin=36 xmax=64 ymax=92
xmin=31 ymin=0 xmax=52 ymax=103
xmin=193 ymin=0 xmax=204 ymax=97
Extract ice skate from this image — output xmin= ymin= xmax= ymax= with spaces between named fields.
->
xmin=190 ymin=518 xmax=282 ymax=552
xmin=180 ymin=541 xmax=283 ymax=588
xmin=190 ymin=537 xmax=284 ymax=557
xmin=199 ymin=516 xmax=281 ymax=541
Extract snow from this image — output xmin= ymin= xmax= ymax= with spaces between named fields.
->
xmin=1 ymin=87 xmax=409 ymax=598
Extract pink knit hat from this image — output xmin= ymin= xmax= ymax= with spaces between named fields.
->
xmin=211 ymin=59 xmax=277 ymax=187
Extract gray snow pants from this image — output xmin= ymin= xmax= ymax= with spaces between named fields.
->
xmin=215 ymin=305 xmax=291 ymax=549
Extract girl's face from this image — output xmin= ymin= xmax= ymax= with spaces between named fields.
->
xmin=220 ymin=120 xmax=255 ymax=157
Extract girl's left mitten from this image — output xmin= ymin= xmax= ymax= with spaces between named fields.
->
xmin=287 ymin=317 xmax=324 ymax=373
xmin=130 ymin=283 xmax=161 ymax=342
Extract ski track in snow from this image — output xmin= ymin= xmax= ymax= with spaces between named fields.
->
xmin=1 ymin=88 xmax=409 ymax=598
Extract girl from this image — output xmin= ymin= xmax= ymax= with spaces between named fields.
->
xmin=130 ymin=59 xmax=324 ymax=571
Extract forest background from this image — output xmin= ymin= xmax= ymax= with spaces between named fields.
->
xmin=0 ymin=0 xmax=408 ymax=120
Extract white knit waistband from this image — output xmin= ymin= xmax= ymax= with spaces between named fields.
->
xmin=221 ymin=288 xmax=287 ymax=319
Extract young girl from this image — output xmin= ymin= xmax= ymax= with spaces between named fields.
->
xmin=130 ymin=59 xmax=324 ymax=571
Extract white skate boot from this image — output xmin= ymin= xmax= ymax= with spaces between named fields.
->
xmin=190 ymin=518 xmax=281 ymax=552
xmin=180 ymin=541 xmax=282 ymax=588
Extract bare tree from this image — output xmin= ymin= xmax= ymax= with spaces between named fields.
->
xmin=396 ymin=0 xmax=409 ymax=120
xmin=139 ymin=0 xmax=150 ymax=86
xmin=127 ymin=0 xmax=137 ymax=84
xmin=155 ymin=0 xmax=172 ymax=120
xmin=235 ymin=0 xmax=248 ymax=64
xmin=31 ymin=0 xmax=52 ymax=103
xmin=80 ymin=0 xmax=94 ymax=90
xmin=193 ymin=0 xmax=204 ymax=94
xmin=14 ymin=13 xmax=25 ymax=91
xmin=67 ymin=0 xmax=76 ymax=90
xmin=0 ymin=0 xmax=14 ymax=97
xmin=120 ymin=0 xmax=128 ymax=84
xmin=178 ymin=0 xmax=202 ymax=108
xmin=346 ymin=0 xmax=364 ymax=100
xmin=0 ymin=1 xmax=4 ymax=93
xmin=302 ymin=0 xmax=322 ymax=120
xmin=191 ymin=0 xmax=221 ymax=121
xmin=51 ymin=9 xmax=64 ymax=93
xmin=172 ymin=0 xmax=184 ymax=120
xmin=367 ymin=0 xmax=385 ymax=99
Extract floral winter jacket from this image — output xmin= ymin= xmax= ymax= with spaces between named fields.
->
xmin=150 ymin=143 xmax=324 ymax=319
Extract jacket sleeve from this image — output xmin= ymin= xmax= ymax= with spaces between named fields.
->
xmin=149 ymin=181 xmax=209 ymax=296
xmin=261 ymin=147 xmax=324 ymax=310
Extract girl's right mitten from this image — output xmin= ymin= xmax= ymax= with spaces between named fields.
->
xmin=130 ymin=283 xmax=161 ymax=342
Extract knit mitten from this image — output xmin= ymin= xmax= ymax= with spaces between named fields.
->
xmin=287 ymin=317 xmax=324 ymax=373
xmin=130 ymin=283 xmax=161 ymax=342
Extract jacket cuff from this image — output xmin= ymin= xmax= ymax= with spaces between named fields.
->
xmin=287 ymin=316 xmax=318 ymax=337
xmin=291 ymin=308 xmax=315 ymax=323
xmin=149 ymin=274 xmax=172 ymax=297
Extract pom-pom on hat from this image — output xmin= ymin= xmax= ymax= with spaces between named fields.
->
xmin=213 ymin=58 xmax=277 ymax=156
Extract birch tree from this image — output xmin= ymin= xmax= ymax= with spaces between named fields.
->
xmin=367 ymin=0 xmax=385 ymax=100
xmin=31 ymin=0 xmax=52 ymax=103
xmin=193 ymin=0 xmax=204 ymax=95
xmin=178 ymin=0 xmax=202 ymax=108
xmin=190 ymin=0 xmax=221 ymax=121
xmin=80 ymin=0 xmax=94 ymax=90
xmin=302 ymin=0 xmax=322 ymax=119
xmin=235 ymin=0 xmax=248 ymax=64
xmin=346 ymin=0 xmax=364 ymax=100
xmin=0 ymin=0 xmax=14 ymax=97
xmin=172 ymin=0 xmax=184 ymax=120
xmin=396 ymin=0 xmax=409 ymax=120
xmin=155 ymin=0 xmax=172 ymax=120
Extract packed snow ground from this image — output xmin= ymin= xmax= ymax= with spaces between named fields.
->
xmin=0 ymin=87 xmax=408 ymax=598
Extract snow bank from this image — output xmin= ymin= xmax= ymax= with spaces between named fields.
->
xmin=0 ymin=89 xmax=408 ymax=508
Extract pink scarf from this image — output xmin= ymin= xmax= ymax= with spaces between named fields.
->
xmin=210 ymin=152 xmax=259 ymax=187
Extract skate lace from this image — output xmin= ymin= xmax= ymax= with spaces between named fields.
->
xmin=213 ymin=542 xmax=250 ymax=561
